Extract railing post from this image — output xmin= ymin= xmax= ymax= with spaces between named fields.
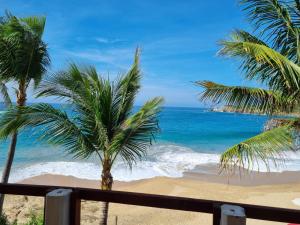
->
xmin=70 ymin=190 xmax=81 ymax=225
xmin=213 ymin=203 xmax=221 ymax=225
xmin=220 ymin=204 xmax=246 ymax=225
xmin=44 ymin=189 xmax=72 ymax=225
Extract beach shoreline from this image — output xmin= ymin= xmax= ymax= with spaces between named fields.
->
xmin=19 ymin=164 xmax=300 ymax=187
xmin=0 ymin=170 xmax=299 ymax=224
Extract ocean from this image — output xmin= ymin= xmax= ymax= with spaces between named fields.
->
xmin=1 ymin=105 xmax=300 ymax=182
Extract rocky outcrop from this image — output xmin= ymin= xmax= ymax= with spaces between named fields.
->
xmin=211 ymin=105 xmax=265 ymax=115
xmin=263 ymin=118 xmax=290 ymax=131
xmin=263 ymin=118 xmax=300 ymax=150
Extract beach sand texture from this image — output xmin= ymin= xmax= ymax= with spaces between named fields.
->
xmin=2 ymin=173 xmax=300 ymax=225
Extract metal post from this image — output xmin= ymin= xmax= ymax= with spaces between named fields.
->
xmin=213 ymin=203 xmax=221 ymax=225
xmin=220 ymin=204 xmax=246 ymax=225
xmin=44 ymin=189 xmax=72 ymax=225
xmin=70 ymin=190 xmax=81 ymax=225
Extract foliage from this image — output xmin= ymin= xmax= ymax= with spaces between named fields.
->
xmin=0 ymin=12 xmax=50 ymax=89
xmin=0 ymin=11 xmax=50 ymax=214
xmin=24 ymin=212 xmax=43 ymax=225
xmin=196 ymin=0 xmax=300 ymax=172
xmin=0 ymin=49 xmax=163 ymax=175
xmin=0 ymin=212 xmax=43 ymax=225
xmin=0 ymin=214 xmax=10 ymax=225
xmin=0 ymin=49 xmax=162 ymax=225
xmin=0 ymin=214 xmax=17 ymax=225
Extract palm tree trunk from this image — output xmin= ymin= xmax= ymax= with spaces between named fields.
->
xmin=100 ymin=161 xmax=113 ymax=225
xmin=0 ymin=84 xmax=26 ymax=214
xmin=0 ymin=132 xmax=18 ymax=213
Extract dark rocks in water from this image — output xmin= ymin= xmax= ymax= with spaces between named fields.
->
xmin=211 ymin=105 xmax=259 ymax=114
xmin=263 ymin=118 xmax=290 ymax=131
xmin=264 ymin=118 xmax=300 ymax=150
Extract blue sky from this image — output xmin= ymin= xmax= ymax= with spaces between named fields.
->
xmin=1 ymin=0 xmax=252 ymax=107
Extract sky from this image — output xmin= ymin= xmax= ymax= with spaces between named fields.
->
xmin=0 ymin=0 xmax=253 ymax=107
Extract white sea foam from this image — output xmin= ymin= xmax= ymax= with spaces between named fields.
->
xmin=8 ymin=144 xmax=300 ymax=182
xmin=9 ymin=144 xmax=220 ymax=182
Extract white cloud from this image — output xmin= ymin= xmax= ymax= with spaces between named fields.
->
xmin=95 ymin=37 xmax=123 ymax=44
xmin=64 ymin=47 xmax=136 ymax=71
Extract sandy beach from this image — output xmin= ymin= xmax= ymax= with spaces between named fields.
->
xmin=1 ymin=168 xmax=299 ymax=225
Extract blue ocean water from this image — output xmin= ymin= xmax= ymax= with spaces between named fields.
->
xmin=0 ymin=105 xmax=299 ymax=182
xmin=157 ymin=107 xmax=267 ymax=152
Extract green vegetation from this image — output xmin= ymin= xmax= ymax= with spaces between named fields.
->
xmin=0 ymin=212 xmax=42 ymax=225
xmin=24 ymin=213 xmax=43 ymax=225
xmin=0 ymin=49 xmax=163 ymax=225
xmin=0 ymin=12 xmax=49 ymax=213
xmin=197 ymin=0 xmax=300 ymax=172
xmin=0 ymin=214 xmax=13 ymax=225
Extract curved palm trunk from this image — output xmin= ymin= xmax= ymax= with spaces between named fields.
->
xmin=100 ymin=161 xmax=113 ymax=225
xmin=0 ymin=84 xmax=26 ymax=214
xmin=0 ymin=132 xmax=18 ymax=213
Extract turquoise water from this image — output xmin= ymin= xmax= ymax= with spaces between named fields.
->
xmin=157 ymin=107 xmax=267 ymax=152
xmin=0 ymin=106 xmax=267 ymax=163
xmin=2 ymin=105 xmax=299 ymax=182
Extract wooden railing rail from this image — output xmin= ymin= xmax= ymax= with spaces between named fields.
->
xmin=0 ymin=183 xmax=299 ymax=225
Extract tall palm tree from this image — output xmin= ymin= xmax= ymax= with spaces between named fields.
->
xmin=0 ymin=50 xmax=163 ymax=225
xmin=0 ymin=13 xmax=50 ymax=212
xmin=196 ymin=0 xmax=300 ymax=172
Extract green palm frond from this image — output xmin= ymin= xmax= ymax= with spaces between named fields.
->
xmin=113 ymin=48 xmax=141 ymax=126
xmin=20 ymin=16 xmax=46 ymax=38
xmin=37 ymin=64 xmax=88 ymax=101
xmin=220 ymin=124 xmax=295 ymax=173
xmin=240 ymin=0 xmax=299 ymax=60
xmin=219 ymin=33 xmax=300 ymax=92
xmin=0 ymin=103 xmax=96 ymax=159
xmin=197 ymin=81 xmax=297 ymax=114
xmin=0 ymin=13 xmax=50 ymax=86
xmin=196 ymin=0 xmax=300 ymax=173
xmin=0 ymin=33 xmax=20 ymax=80
xmin=109 ymin=97 xmax=163 ymax=168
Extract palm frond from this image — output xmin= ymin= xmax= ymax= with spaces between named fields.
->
xmin=0 ymin=33 xmax=20 ymax=80
xmin=0 ymin=50 xmax=163 ymax=170
xmin=220 ymin=124 xmax=295 ymax=173
xmin=109 ymin=97 xmax=163 ymax=168
xmin=0 ymin=13 xmax=49 ymax=87
xmin=20 ymin=16 xmax=46 ymax=38
xmin=198 ymin=0 xmax=300 ymax=175
xmin=112 ymin=48 xmax=141 ymax=127
xmin=240 ymin=0 xmax=299 ymax=60
xmin=0 ymin=103 xmax=96 ymax=159
xmin=219 ymin=32 xmax=300 ymax=92
xmin=37 ymin=64 xmax=91 ymax=101
xmin=197 ymin=81 xmax=297 ymax=114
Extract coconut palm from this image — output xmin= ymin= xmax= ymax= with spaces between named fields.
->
xmin=196 ymin=0 xmax=300 ymax=172
xmin=0 ymin=13 xmax=49 ymax=212
xmin=0 ymin=50 xmax=163 ymax=225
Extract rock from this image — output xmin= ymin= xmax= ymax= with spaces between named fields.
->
xmin=263 ymin=118 xmax=290 ymax=131
xmin=263 ymin=118 xmax=300 ymax=150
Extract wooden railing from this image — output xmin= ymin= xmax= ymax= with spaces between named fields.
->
xmin=0 ymin=183 xmax=299 ymax=225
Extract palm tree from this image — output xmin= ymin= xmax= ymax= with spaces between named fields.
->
xmin=196 ymin=0 xmax=300 ymax=173
xmin=0 ymin=50 xmax=163 ymax=225
xmin=0 ymin=13 xmax=50 ymax=212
